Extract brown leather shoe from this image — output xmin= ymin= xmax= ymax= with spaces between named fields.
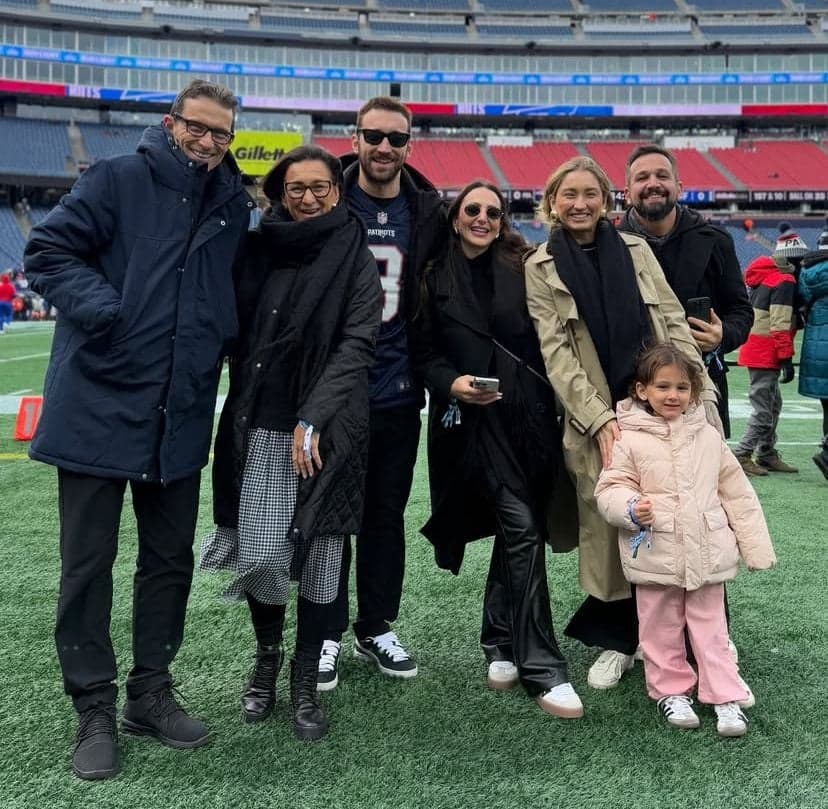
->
xmin=736 ymin=455 xmax=769 ymax=477
xmin=757 ymin=453 xmax=798 ymax=473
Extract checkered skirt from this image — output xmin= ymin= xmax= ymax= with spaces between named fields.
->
xmin=200 ymin=428 xmax=343 ymax=604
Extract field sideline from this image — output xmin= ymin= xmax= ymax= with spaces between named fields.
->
xmin=0 ymin=322 xmax=825 ymax=809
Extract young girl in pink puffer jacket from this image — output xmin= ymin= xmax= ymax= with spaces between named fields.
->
xmin=595 ymin=343 xmax=776 ymax=738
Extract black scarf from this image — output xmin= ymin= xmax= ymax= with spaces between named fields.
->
xmin=249 ymin=202 xmax=366 ymax=409
xmin=548 ymin=220 xmax=650 ymax=405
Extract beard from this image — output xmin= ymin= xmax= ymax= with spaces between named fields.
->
xmin=634 ymin=195 xmax=677 ymax=222
xmin=358 ymin=149 xmax=405 ymax=188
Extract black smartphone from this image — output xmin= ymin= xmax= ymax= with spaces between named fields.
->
xmin=685 ymin=296 xmax=712 ymax=323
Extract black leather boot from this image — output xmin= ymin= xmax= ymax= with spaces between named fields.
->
xmin=290 ymin=653 xmax=328 ymax=741
xmin=240 ymin=644 xmax=283 ymax=723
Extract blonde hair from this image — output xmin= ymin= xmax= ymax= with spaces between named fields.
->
xmin=536 ymin=156 xmax=613 ymax=224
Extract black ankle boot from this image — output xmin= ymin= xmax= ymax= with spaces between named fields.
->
xmin=241 ymin=644 xmax=283 ymax=723
xmin=290 ymin=655 xmax=328 ymax=741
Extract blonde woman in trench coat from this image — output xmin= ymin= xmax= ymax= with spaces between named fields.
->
xmin=524 ymin=156 xmax=721 ymax=691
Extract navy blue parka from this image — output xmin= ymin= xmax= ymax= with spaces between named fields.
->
xmin=24 ymin=125 xmax=253 ymax=483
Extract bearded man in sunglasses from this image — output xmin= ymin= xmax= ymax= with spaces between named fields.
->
xmin=317 ymin=97 xmax=445 ymax=689
xmin=24 ymin=79 xmax=254 ymax=779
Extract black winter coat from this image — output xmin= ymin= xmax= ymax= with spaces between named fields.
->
xmin=24 ymin=125 xmax=253 ymax=482
xmin=618 ymin=206 xmax=753 ymax=370
xmin=619 ymin=206 xmax=753 ymax=436
xmin=411 ymin=243 xmax=563 ymax=574
xmin=212 ymin=204 xmax=382 ymax=542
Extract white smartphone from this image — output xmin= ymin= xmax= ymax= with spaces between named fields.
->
xmin=471 ymin=376 xmax=500 ymax=393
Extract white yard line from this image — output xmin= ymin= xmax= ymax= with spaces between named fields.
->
xmin=0 ymin=353 xmax=50 ymax=363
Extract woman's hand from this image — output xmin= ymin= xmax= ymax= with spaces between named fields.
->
xmin=449 ymin=374 xmax=501 ymax=406
xmin=595 ymin=420 xmax=620 ymax=469
xmin=292 ymin=423 xmax=323 ymax=479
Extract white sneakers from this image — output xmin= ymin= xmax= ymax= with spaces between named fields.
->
xmin=714 ymin=702 xmax=749 ymax=737
xmin=487 ymin=660 xmax=519 ymax=690
xmin=535 ymin=683 xmax=585 ymax=719
xmin=658 ymin=695 xmax=701 ymax=729
xmin=587 ymin=650 xmax=635 ymax=689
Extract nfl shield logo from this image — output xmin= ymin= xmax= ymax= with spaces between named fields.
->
xmin=377 ymin=211 xmax=388 ymax=225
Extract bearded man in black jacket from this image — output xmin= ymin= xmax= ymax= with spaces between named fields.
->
xmin=619 ymin=144 xmax=753 ymax=438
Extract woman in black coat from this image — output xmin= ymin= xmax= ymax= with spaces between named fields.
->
xmin=201 ymin=146 xmax=381 ymax=740
xmin=411 ymin=180 xmax=582 ymax=719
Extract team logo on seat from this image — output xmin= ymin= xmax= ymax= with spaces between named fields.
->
xmin=377 ymin=211 xmax=388 ymax=225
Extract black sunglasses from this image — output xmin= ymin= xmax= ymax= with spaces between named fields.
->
xmin=358 ymin=128 xmax=411 ymax=148
xmin=463 ymin=203 xmax=504 ymax=221
xmin=172 ymin=113 xmax=234 ymax=146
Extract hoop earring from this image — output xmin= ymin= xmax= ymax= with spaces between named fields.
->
xmin=549 ymin=210 xmax=559 ymax=224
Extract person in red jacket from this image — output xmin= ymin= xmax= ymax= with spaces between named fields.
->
xmin=734 ymin=252 xmax=799 ymax=476
xmin=0 ymin=271 xmax=16 ymax=333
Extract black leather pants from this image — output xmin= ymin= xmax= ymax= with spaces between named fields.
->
xmin=480 ymin=480 xmax=568 ymax=696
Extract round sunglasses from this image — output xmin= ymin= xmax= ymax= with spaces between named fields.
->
xmin=463 ymin=203 xmax=504 ymax=221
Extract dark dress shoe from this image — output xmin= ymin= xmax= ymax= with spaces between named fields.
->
xmin=241 ymin=644 xmax=283 ymax=723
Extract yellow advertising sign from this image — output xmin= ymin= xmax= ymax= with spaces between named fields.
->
xmin=230 ymin=131 xmax=304 ymax=176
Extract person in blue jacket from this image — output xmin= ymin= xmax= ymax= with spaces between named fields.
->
xmin=798 ymin=245 xmax=828 ymax=478
xmin=23 ymin=79 xmax=254 ymax=781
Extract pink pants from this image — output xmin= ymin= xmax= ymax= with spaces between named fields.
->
xmin=636 ymin=583 xmax=748 ymax=705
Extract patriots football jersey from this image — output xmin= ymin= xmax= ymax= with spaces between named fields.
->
xmin=347 ymin=184 xmax=418 ymax=409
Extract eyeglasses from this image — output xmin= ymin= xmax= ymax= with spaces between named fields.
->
xmin=463 ymin=203 xmax=504 ymax=221
xmin=172 ymin=113 xmax=234 ymax=146
xmin=283 ymin=181 xmax=334 ymax=200
xmin=357 ymin=128 xmax=411 ymax=148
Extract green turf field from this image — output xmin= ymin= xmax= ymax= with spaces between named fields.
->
xmin=0 ymin=322 xmax=825 ymax=808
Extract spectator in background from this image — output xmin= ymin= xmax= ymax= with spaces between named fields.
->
xmin=733 ymin=249 xmax=800 ymax=476
xmin=796 ymin=245 xmax=828 ymax=479
xmin=620 ymin=144 xmax=753 ymax=438
xmin=24 ymin=79 xmax=253 ymax=781
xmin=0 ymin=271 xmax=15 ymax=333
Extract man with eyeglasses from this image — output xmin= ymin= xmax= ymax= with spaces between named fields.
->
xmin=24 ymin=79 xmax=253 ymax=780
xmin=317 ymin=96 xmax=445 ymax=690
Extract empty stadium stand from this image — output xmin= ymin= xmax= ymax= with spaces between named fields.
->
xmin=710 ymin=141 xmax=828 ymax=191
xmin=584 ymin=142 xmax=647 ymax=190
xmin=0 ymin=119 xmax=74 ymax=179
xmin=489 ymin=142 xmax=580 ymax=188
xmin=79 ymin=124 xmax=145 ymax=163
xmin=405 ymin=140 xmax=496 ymax=189
xmin=0 ymin=205 xmax=26 ymax=267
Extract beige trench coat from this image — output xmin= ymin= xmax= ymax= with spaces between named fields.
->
xmin=525 ymin=232 xmax=719 ymax=601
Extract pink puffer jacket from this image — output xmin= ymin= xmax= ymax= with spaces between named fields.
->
xmin=595 ymin=398 xmax=776 ymax=590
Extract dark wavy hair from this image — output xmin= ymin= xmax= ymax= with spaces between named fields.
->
xmin=448 ymin=180 xmax=527 ymax=267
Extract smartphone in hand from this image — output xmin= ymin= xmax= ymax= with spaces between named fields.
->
xmin=471 ymin=376 xmax=500 ymax=393
xmin=685 ymin=296 xmax=712 ymax=323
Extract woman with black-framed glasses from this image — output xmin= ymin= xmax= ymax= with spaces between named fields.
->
xmin=201 ymin=145 xmax=382 ymax=741
xmin=409 ymin=180 xmax=582 ymax=719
